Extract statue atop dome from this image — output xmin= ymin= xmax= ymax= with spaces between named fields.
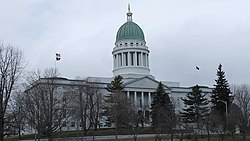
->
xmin=127 ymin=4 xmax=133 ymax=22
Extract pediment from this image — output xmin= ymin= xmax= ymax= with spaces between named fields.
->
xmin=124 ymin=76 xmax=171 ymax=92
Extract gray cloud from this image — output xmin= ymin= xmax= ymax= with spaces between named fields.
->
xmin=0 ymin=0 xmax=249 ymax=87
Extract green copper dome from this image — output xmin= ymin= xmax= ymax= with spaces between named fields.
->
xmin=116 ymin=21 xmax=145 ymax=42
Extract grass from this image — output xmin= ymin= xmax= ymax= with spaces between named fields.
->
xmin=4 ymin=128 xmax=250 ymax=141
xmin=94 ymin=134 xmax=250 ymax=141
xmin=4 ymin=128 xmax=153 ymax=140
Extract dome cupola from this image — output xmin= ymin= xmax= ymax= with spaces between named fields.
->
xmin=115 ymin=5 xmax=145 ymax=43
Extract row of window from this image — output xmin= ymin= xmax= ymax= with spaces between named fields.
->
xmin=62 ymin=122 xmax=83 ymax=127
xmin=116 ymin=42 xmax=144 ymax=47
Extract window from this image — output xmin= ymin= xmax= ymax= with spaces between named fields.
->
xmin=130 ymin=42 xmax=133 ymax=46
xmin=137 ymin=92 xmax=142 ymax=106
xmin=130 ymin=52 xmax=134 ymax=66
xmin=71 ymin=122 xmax=75 ymax=127
xmin=125 ymin=43 xmax=127 ymax=46
xmin=144 ymin=92 xmax=149 ymax=106
xmin=119 ymin=53 xmax=122 ymax=66
xmin=125 ymin=53 xmax=128 ymax=66
xmin=63 ymin=109 xmax=66 ymax=118
xmin=145 ymin=110 xmax=150 ymax=122
xmin=129 ymin=91 xmax=135 ymax=102
xmin=136 ymin=43 xmax=139 ymax=46
xmin=62 ymin=122 xmax=67 ymax=127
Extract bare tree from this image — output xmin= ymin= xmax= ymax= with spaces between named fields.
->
xmin=232 ymin=84 xmax=250 ymax=141
xmin=24 ymin=69 xmax=74 ymax=141
xmin=0 ymin=43 xmax=25 ymax=141
xmin=106 ymin=91 xmax=133 ymax=139
xmin=81 ymin=78 xmax=103 ymax=131
xmin=6 ymin=90 xmax=26 ymax=139
xmin=127 ymin=105 xmax=140 ymax=141
xmin=207 ymin=110 xmax=226 ymax=141
xmin=69 ymin=78 xmax=87 ymax=136
xmin=70 ymin=77 xmax=104 ymax=139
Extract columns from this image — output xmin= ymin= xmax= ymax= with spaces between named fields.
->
xmin=146 ymin=54 xmax=149 ymax=68
xmin=113 ymin=55 xmax=115 ymax=68
xmin=116 ymin=54 xmax=119 ymax=67
xmin=121 ymin=53 xmax=123 ymax=66
xmin=148 ymin=92 xmax=151 ymax=108
xmin=122 ymin=53 xmax=125 ymax=66
xmin=123 ymin=52 xmax=128 ymax=66
xmin=134 ymin=52 xmax=137 ymax=66
xmin=137 ymin=52 xmax=141 ymax=66
xmin=140 ymin=52 xmax=143 ymax=67
xmin=141 ymin=92 xmax=144 ymax=106
xmin=134 ymin=91 xmax=137 ymax=105
xmin=117 ymin=53 xmax=120 ymax=67
xmin=128 ymin=52 xmax=131 ymax=66
xmin=128 ymin=91 xmax=152 ymax=107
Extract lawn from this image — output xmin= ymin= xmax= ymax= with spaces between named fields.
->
xmin=4 ymin=128 xmax=250 ymax=141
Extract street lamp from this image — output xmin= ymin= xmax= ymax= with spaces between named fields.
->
xmin=218 ymin=100 xmax=228 ymax=117
xmin=218 ymin=100 xmax=228 ymax=130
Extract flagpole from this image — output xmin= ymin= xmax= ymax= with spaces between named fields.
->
xmin=55 ymin=59 xmax=57 ymax=72
xmin=196 ymin=66 xmax=199 ymax=85
xmin=55 ymin=52 xmax=57 ymax=72
xmin=196 ymin=70 xmax=198 ymax=85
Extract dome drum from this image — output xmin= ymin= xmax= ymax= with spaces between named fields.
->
xmin=113 ymin=67 xmax=150 ymax=78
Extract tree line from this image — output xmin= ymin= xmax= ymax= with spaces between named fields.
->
xmin=105 ymin=64 xmax=250 ymax=141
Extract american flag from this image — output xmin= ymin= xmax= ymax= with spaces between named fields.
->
xmin=56 ymin=53 xmax=61 ymax=61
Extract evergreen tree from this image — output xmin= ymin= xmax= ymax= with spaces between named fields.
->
xmin=181 ymin=85 xmax=210 ymax=137
xmin=105 ymin=75 xmax=125 ymax=126
xmin=105 ymin=75 xmax=132 ymax=138
xmin=181 ymin=85 xmax=209 ymax=123
xmin=106 ymin=75 xmax=124 ymax=93
xmin=151 ymin=82 xmax=176 ymax=140
xmin=211 ymin=64 xmax=233 ymax=113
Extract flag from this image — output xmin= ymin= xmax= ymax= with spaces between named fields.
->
xmin=196 ymin=66 xmax=200 ymax=70
xmin=56 ymin=53 xmax=61 ymax=61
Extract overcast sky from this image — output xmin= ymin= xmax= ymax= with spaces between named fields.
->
xmin=0 ymin=0 xmax=250 ymax=87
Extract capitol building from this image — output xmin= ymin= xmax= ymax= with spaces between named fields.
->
xmin=76 ymin=6 xmax=211 ymax=128
xmin=25 ymin=6 xmax=212 ymax=131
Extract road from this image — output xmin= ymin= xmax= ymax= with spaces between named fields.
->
xmin=19 ymin=134 xmax=156 ymax=141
